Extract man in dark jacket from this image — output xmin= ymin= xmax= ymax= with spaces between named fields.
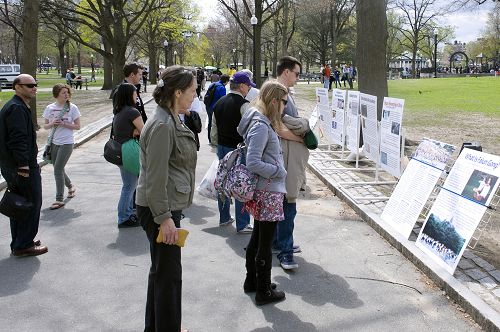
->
xmin=205 ymin=74 xmax=229 ymax=145
xmin=0 ymin=74 xmax=47 ymax=257
xmin=111 ymin=62 xmax=147 ymax=123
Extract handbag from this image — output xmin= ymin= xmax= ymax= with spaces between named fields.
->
xmin=196 ymin=158 xmax=219 ymax=200
xmin=103 ymin=120 xmax=123 ymax=165
xmin=121 ymin=138 xmax=140 ymax=175
xmin=0 ymin=187 xmax=34 ymax=219
xmin=43 ymin=101 xmax=70 ymax=163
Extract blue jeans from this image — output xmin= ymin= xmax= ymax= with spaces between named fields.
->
xmin=216 ymin=144 xmax=250 ymax=231
xmin=118 ymin=166 xmax=138 ymax=224
xmin=274 ymin=197 xmax=296 ymax=260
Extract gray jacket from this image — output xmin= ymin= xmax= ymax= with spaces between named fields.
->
xmin=136 ymin=106 xmax=198 ymax=225
xmin=237 ymin=108 xmax=286 ymax=193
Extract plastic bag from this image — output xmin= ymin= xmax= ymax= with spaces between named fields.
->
xmin=196 ymin=159 xmax=219 ymax=200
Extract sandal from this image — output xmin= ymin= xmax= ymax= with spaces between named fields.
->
xmin=50 ymin=201 xmax=65 ymax=210
xmin=67 ymin=185 xmax=76 ymax=198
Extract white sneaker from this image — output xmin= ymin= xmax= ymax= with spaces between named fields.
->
xmin=219 ymin=218 xmax=235 ymax=226
xmin=237 ymin=224 xmax=253 ymax=233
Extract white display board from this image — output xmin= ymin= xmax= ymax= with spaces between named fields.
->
xmin=379 ymin=97 xmax=404 ymax=177
xmin=316 ymin=88 xmax=333 ymax=143
xmin=331 ymin=89 xmax=347 ymax=146
xmin=359 ymin=93 xmax=379 ymax=162
xmin=345 ymin=91 xmax=360 ymax=152
xmin=415 ymin=149 xmax=500 ymax=274
xmin=381 ymin=138 xmax=455 ymax=238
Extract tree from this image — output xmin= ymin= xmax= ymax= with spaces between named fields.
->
xmin=0 ymin=0 xmax=23 ymax=63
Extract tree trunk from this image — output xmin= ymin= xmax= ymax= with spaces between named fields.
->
xmin=280 ymin=0 xmax=289 ymax=57
xmin=355 ymin=0 xmax=388 ymax=119
xmin=77 ymin=42 xmax=82 ymax=74
xmin=20 ymin=0 xmax=40 ymax=128
xmin=330 ymin=6 xmax=337 ymax=68
xmin=271 ymin=18 xmax=279 ymax=78
xmin=102 ymin=40 xmax=113 ymax=90
xmin=58 ymin=36 xmax=67 ymax=78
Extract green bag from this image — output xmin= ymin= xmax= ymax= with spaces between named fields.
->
xmin=121 ymin=139 xmax=140 ymax=176
xmin=303 ymin=130 xmax=318 ymax=150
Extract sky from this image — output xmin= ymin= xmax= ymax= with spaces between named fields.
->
xmin=193 ymin=0 xmax=494 ymax=43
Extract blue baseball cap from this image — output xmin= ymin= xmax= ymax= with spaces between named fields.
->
xmin=231 ymin=71 xmax=257 ymax=87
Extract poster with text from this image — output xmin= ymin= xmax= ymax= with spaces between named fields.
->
xmin=359 ymin=93 xmax=379 ymax=162
xmin=331 ymin=89 xmax=347 ymax=146
xmin=415 ymin=149 xmax=500 ymax=274
xmin=379 ymin=97 xmax=404 ymax=177
xmin=345 ymin=90 xmax=360 ymax=152
xmin=309 ymin=107 xmax=319 ymax=130
xmin=381 ymin=139 xmax=455 ymax=239
xmin=316 ymin=87 xmax=334 ymax=143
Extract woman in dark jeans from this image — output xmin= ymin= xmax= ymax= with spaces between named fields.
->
xmin=237 ymin=81 xmax=288 ymax=305
xmin=136 ymin=66 xmax=197 ymax=332
xmin=112 ymin=83 xmax=144 ymax=228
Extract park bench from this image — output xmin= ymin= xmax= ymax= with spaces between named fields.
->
xmin=69 ymin=77 xmax=89 ymax=90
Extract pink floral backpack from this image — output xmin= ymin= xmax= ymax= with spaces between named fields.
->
xmin=214 ymin=145 xmax=258 ymax=202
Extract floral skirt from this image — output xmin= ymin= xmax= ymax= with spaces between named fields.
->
xmin=244 ymin=190 xmax=285 ymax=222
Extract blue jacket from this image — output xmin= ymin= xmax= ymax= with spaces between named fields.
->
xmin=237 ymin=108 xmax=286 ymax=193
xmin=208 ymin=81 xmax=227 ymax=110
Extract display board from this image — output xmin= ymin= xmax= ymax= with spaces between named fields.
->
xmin=415 ymin=149 xmax=500 ymax=274
xmin=359 ymin=93 xmax=379 ymax=162
xmin=381 ymin=138 xmax=455 ymax=238
xmin=379 ymin=97 xmax=404 ymax=177
xmin=345 ymin=91 xmax=360 ymax=152
xmin=315 ymin=88 xmax=333 ymax=143
xmin=331 ymin=89 xmax=347 ymax=146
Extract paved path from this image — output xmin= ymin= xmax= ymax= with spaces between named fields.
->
xmin=0 ymin=101 xmax=480 ymax=331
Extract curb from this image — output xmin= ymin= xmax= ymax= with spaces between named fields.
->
xmin=307 ymin=161 xmax=500 ymax=331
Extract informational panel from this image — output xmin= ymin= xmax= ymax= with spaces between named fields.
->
xmin=331 ymin=89 xmax=347 ymax=146
xmin=316 ymin=87 xmax=333 ymax=143
xmin=359 ymin=93 xmax=379 ymax=162
xmin=381 ymin=138 xmax=455 ymax=238
xmin=309 ymin=107 xmax=319 ymax=130
xmin=345 ymin=90 xmax=360 ymax=152
xmin=415 ymin=149 xmax=500 ymax=274
xmin=379 ymin=97 xmax=404 ymax=177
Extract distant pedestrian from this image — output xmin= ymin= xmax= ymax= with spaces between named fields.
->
xmin=205 ymin=74 xmax=230 ymax=145
xmin=136 ymin=66 xmax=198 ymax=332
xmin=111 ymin=62 xmax=147 ymax=123
xmin=323 ymin=64 xmax=331 ymax=89
xmin=237 ymin=80 xmax=288 ymax=305
xmin=240 ymin=69 xmax=259 ymax=102
xmin=43 ymin=84 xmax=81 ymax=210
xmin=0 ymin=74 xmax=47 ymax=257
xmin=112 ymin=83 xmax=144 ymax=228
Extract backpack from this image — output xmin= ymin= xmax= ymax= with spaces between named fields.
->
xmin=203 ymin=83 xmax=218 ymax=108
xmin=214 ymin=145 xmax=258 ymax=202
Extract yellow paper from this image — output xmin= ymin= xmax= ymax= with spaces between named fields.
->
xmin=156 ymin=228 xmax=189 ymax=247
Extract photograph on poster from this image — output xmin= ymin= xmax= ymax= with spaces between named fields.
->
xmin=391 ymin=122 xmax=400 ymax=135
xmin=332 ymin=121 xmax=337 ymax=129
xmin=383 ymin=110 xmax=390 ymax=119
xmin=381 ymin=151 xmax=388 ymax=165
xmin=412 ymin=138 xmax=455 ymax=169
xmin=332 ymin=109 xmax=337 ymax=118
xmin=337 ymin=99 xmax=345 ymax=109
xmin=461 ymin=170 xmax=498 ymax=205
xmin=361 ymin=104 xmax=368 ymax=117
xmin=419 ymin=213 xmax=465 ymax=266
xmin=350 ymin=101 xmax=358 ymax=115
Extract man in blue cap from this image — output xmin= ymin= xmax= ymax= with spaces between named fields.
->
xmin=211 ymin=71 xmax=255 ymax=233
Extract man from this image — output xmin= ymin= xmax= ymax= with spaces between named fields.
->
xmin=0 ymin=74 xmax=47 ymax=257
xmin=211 ymin=71 xmax=254 ymax=233
xmin=205 ymin=74 xmax=230 ymax=145
xmin=111 ymin=62 xmax=147 ymax=123
xmin=240 ymin=69 xmax=259 ymax=102
xmin=323 ymin=64 xmax=331 ymax=90
xmin=274 ymin=55 xmax=308 ymax=270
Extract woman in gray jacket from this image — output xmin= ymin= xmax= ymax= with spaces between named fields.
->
xmin=136 ymin=66 xmax=197 ymax=331
xmin=237 ymin=81 xmax=288 ymax=305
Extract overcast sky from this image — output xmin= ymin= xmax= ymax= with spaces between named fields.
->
xmin=194 ymin=0 xmax=494 ymax=43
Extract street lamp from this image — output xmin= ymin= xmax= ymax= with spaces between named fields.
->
xmin=298 ymin=51 xmax=302 ymax=74
xmin=173 ymin=50 xmax=177 ymax=65
xmin=90 ymin=54 xmax=94 ymax=71
xmin=211 ymin=54 xmax=215 ymax=67
xmin=232 ymin=48 xmax=237 ymax=68
xmin=163 ymin=40 xmax=168 ymax=67
xmin=250 ymin=15 xmax=258 ymax=80
xmin=433 ymin=28 xmax=438 ymax=78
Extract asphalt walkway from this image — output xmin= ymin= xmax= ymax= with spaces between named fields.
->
xmin=0 ymin=100 xmax=481 ymax=331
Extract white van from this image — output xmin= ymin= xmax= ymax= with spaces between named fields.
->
xmin=0 ymin=64 xmax=21 ymax=89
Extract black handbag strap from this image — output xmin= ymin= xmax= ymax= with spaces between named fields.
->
xmin=110 ymin=117 xmax=115 ymax=139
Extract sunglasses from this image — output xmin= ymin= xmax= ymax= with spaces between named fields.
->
xmin=281 ymin=99 xmax=288 ymax=106
xmin=290 ymin=70 xmax=300 ymax=78
xmin=19 ymin=83 xmax=38 ymax=88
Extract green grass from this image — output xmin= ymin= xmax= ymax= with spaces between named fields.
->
xmin=0 ymin=92 xmax=59 ymax=116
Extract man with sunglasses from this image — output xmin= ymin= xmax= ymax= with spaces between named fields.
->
xmin=0 ymin=74 xmax=47 ymax=257
xmin=274 ymin=56 xmax=309 ymax=270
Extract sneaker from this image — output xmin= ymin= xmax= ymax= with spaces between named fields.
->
xmin=280 ymin=256 xmax=298 ymax=270
xmin=118 ymin=216 xmax=140 ymax=228
xmin=293 ymin=245 xmax=302 ymax=253
xmin=219 ymin=218 xmax=235 ymax=227
xmin=237 ymin=224 xmax=253 ymax=234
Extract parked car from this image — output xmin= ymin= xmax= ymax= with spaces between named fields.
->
xmin=0 ymin=64 xmax=20 ymax=89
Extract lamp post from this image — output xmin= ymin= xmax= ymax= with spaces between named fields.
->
xmin=298 ymin=51 xmax=302 ymax=74
xmin=232 ymin=48 xmax=237 ymax=68
xmin=251 ymin=15 xmax=258 ymax=80
xmin=90 ymin=54 xmax=94 ymax=71
xmin=173 ymin=50 xmax=177 ymax=65
xmin=211 ymin=54 xmax=215 ymax=67
xmin=164 ymin=40 xmax=170 ymax=67
xmin=433 ymin=28 xmax=438 ymax=78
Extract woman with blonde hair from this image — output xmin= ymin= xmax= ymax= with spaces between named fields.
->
xmin=136 ymin=65 xmax=197 ymax=331
xmin=237 ymin=80 xmax=288 ymax=305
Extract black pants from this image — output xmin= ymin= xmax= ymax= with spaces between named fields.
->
xmin=138 ymin=206 xmax=182 ymax=332
xmin=1 ymin=167 xmax=42 ymax=251
xmin=246 ymin=220 xmax=277 ymax=289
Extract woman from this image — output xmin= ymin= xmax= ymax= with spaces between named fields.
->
xmin=236 ymin=81 xmax=288 ymax=305
xmin=43 ymin=84 xmax=81 ymax=210
xmin=112 ymin=83 xmax=144 ymax=228
xmin=136 ymin=66 xmax=197 ymax=331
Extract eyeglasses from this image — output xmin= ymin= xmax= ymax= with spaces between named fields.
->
xmin=18 ymin=83 xmax=38 ymax=88
xmin=281 ymin=99 xmax=288 ymax=106
xmin=290 ymin=70 xmax=300 ymax=78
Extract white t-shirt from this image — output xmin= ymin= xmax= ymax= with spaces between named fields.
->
xmin=43 ymin=102 xmax=81 ymax=145
xmin=245 ymin=88 xmax=260 ymax=102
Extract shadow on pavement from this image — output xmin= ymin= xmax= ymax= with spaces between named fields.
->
xmin=0 ymin=257 xmax=41 ymax=296
xmin=106 ymin=228 xmax=148 ymax=257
